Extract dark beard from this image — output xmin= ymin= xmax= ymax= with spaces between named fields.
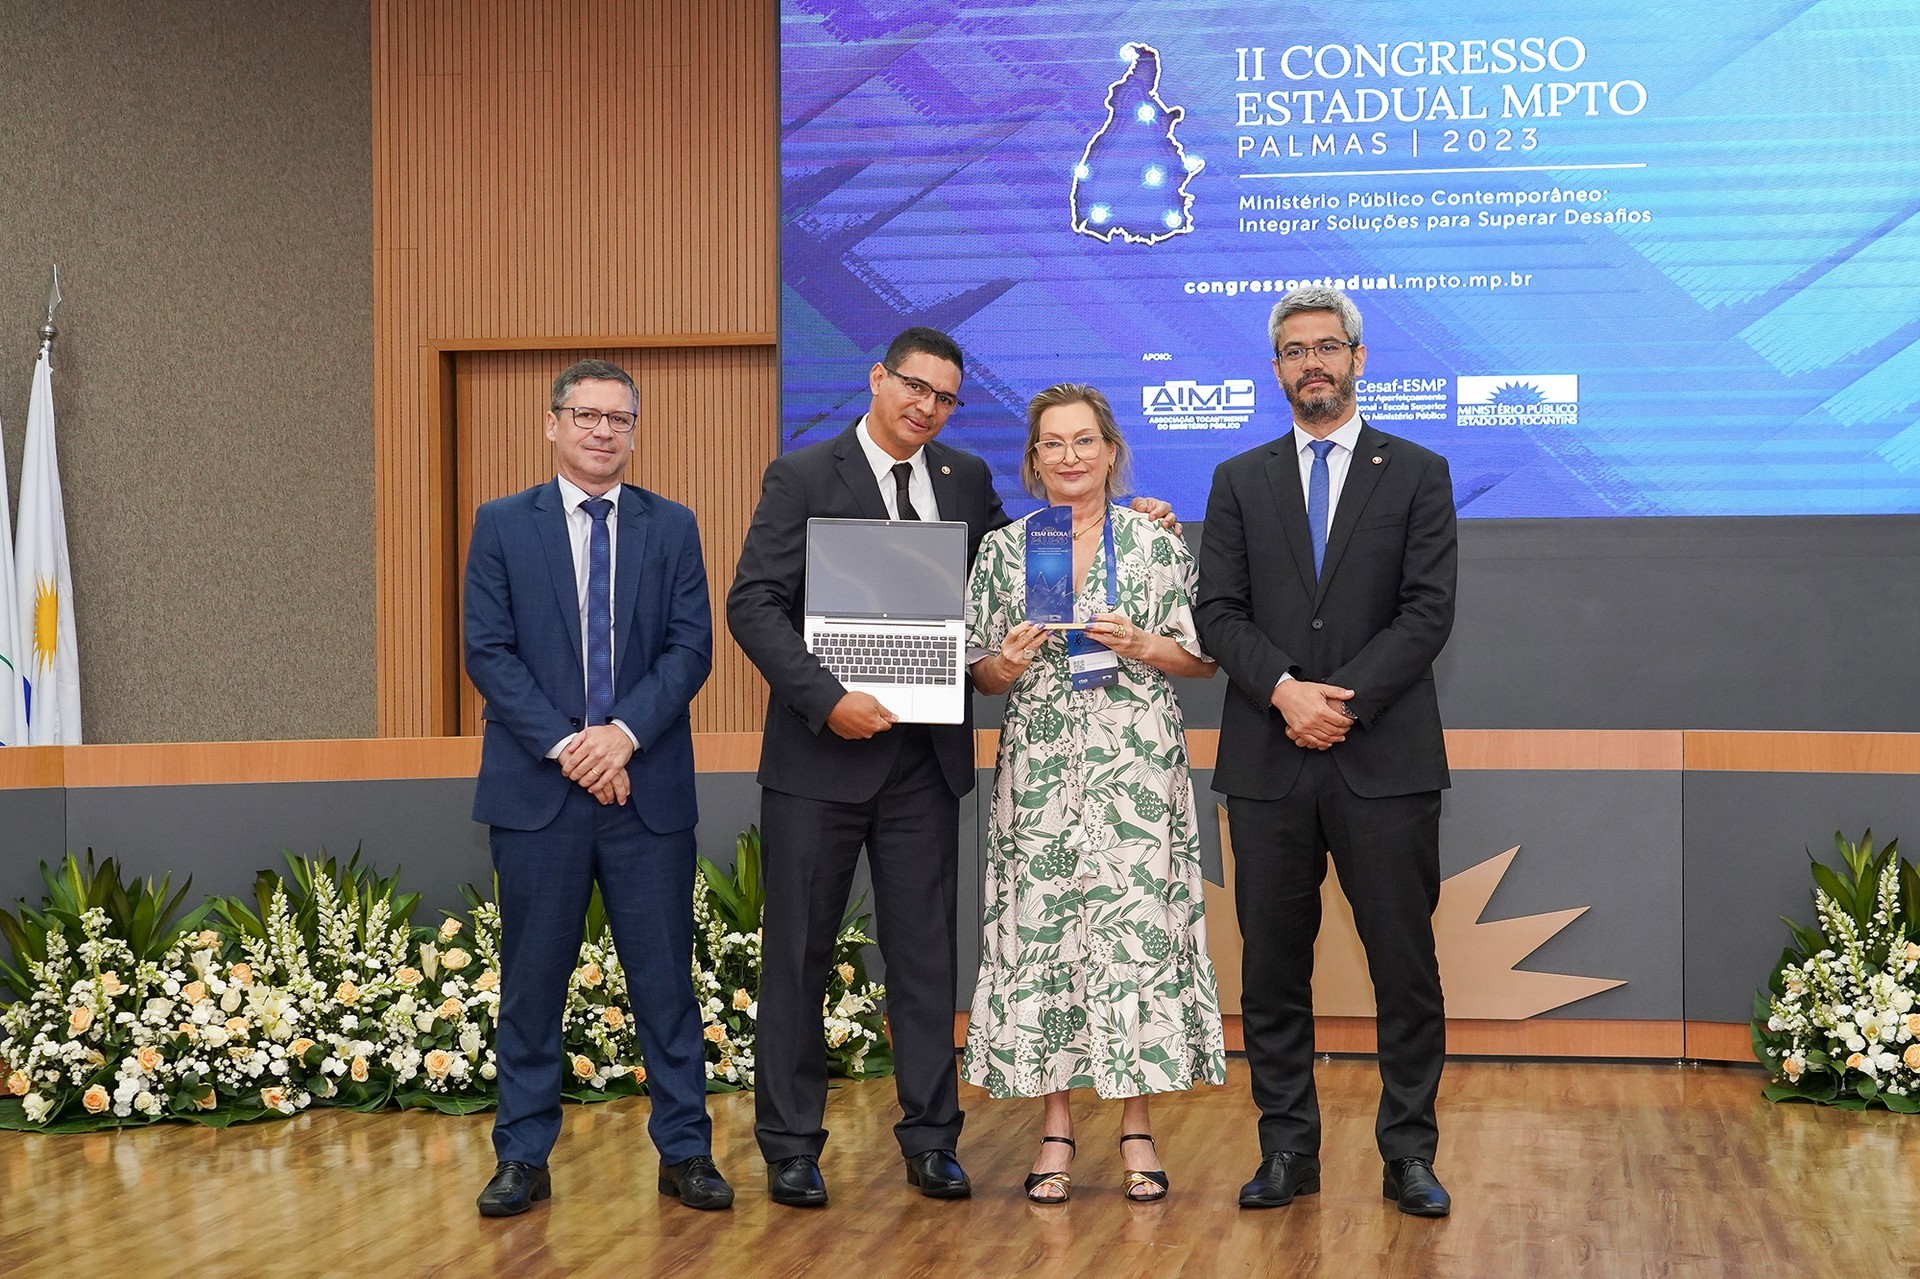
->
xmin=1284 ymin=370 xmax=1354 ymax=425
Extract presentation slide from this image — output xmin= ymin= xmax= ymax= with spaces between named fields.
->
xmin=780 ymin=0 xmax=1920 ymax=519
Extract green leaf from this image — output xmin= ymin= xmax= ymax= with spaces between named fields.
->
xmin=1878 ymin=1092 xmax=1920 ymax=1114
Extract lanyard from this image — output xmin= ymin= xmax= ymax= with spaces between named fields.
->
xmin=1066 ymin=507 xmax=1122 ymax=691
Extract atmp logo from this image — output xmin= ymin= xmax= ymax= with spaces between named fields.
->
xmin=1456 ymin=375 xmax=1578 ymax=426
xmin=1142 ymin=378 xmax=1257 ymax=431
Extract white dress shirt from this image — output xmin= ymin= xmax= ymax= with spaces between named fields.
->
xmin=1277 ymin=409 xmax=1363 ymax=691
xmin=549 ymin=475 xmax=637 ymax=756
xmin=854 ymin=416 xmax=940 ymax=521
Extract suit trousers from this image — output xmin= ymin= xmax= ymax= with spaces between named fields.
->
xmin=490 ymin=785 xmax=711 ymax=1167
xmin=754 ymin=726 xmax=964 ymax=1162
xmin=1230 ymin=749 xmax=1445 ymax=1162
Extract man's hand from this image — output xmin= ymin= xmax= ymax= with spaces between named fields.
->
xmin=1272 ymin=679 xmax=1355 ymax=751
xmin=827 ymin=691 xmax=897 ymax=740
xmin=559 ymin=725 xmax=636 ymax=802
xmin=1127 ymin=495 xmax=1180 ymax=535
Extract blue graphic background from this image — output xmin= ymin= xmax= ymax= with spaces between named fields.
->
xmin=781 ymin=0 xmax=1920 ymax=518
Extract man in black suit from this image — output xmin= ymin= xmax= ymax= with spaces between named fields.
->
xmin=465 ymin=359 xmax=732 ymax=1217
xmin=727 ymin=327 xmax=1001 ymax=1207
xmin=1195 ymin=286 xmax=1458 ymax=1217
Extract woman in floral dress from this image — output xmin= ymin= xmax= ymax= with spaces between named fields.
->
xmin=962 ymin=383 xmax=1226 ymax=1203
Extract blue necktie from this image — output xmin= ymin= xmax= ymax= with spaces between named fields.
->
xmin=582 ymin=498 xmax=614 ymax=725
xmin=1306 ymin=439 xmax=1336 ymax=577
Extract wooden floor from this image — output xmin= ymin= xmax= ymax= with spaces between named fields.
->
xmin=3 ymin=1058 xmax=1916 ymax=1278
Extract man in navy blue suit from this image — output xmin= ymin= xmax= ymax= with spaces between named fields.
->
xmin=464 ymin=358 xmax=732 ymax=1217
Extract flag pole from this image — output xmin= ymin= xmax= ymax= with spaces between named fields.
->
xmin=41 ymin=263 xmax=61 ymax=354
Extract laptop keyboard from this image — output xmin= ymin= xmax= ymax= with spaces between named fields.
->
xmin=812 ymin=631 xmax=959 ymax=685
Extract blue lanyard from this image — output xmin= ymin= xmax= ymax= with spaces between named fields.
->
xmin=1097 ymin=505 xmax=1118 ymax=612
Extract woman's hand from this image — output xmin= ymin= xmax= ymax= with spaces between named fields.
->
xmin=1086 ymin=611 xmax=1152 ymax=660
xmin=998 ymin=620 xmax=1051 ymax=673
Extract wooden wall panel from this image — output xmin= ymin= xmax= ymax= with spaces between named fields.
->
xmin=373 ymin=0 xmax=777 ymax=735
xmin=452 ymin=345 xmax=775 ymax=734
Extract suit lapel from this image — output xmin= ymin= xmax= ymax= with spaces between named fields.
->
xmin=927 ymin=441 xmax=960 ymax=523
xmin=1313 ymin=423 xmax=1389 ymax=609
xmin=613 ymin=485 xmax=649 ymax=672
xmin=534 ymin=480 xmax=584 ymax=678
xmin=1261 ymin=437 xmax=1318 ymax=600
xmin=835 ymin=421 xmax=892 ymax=520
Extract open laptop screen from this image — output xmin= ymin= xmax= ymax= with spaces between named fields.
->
xmin=805 ymin=519 xmax=967 ymax=621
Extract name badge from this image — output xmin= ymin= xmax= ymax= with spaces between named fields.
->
xmin=1066 ymin=629 xmax=1120 ymax=690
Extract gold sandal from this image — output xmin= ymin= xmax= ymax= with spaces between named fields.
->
xmin=1121 ymin=1133 xmax=1169 ymax=1202
xmin=1024 ymin=1135 xmax=1076 ymax=1203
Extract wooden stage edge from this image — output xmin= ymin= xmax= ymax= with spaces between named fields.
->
xmin=4 ymin=730 xmax=1919 ymax=790
xmin=951 ymin=1015 xmax=1759 ymax=1064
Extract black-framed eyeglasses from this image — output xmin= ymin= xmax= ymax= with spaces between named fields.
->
xmin=883 ymin=366 xmax=964 ymax=412
xmin=1276 ymin=339 xmax=1359 ymax=364
xmin=554 ymin=405 xmax=636 ymax=433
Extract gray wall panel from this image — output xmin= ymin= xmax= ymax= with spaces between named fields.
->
xmin=1 ymin=788 xmax=66 ymax=912
xmin=1683 ymin=772 xmax=1920 ymax=1024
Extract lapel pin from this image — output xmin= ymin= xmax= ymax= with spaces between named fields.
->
xmin=941 ymin=465 xmax=951 ymax=475
xmin=1371 ymin=455 xmax=1383 ymax=464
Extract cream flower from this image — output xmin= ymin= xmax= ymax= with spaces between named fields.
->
xmin=335 ymin=980 xmax=360 ymax=1006
xmin=438 ymin=997 xmax=465 ymax=1021
xmin=577 ymin=962 xmax=604 ymax=988
xmin=395 ymin=967 xmax=423 ymax=988
xmin=228 ymin=964 xmax=253 ymax=987
xmin=603 ymin=1006 xmax=627 ymax=1029
xmin=732 ymin=988 xmax=753 ymax=1011
xmin=630 ymin=1065 xmax=646 ymax=1085
xmin=68 ymin=1005 xmax=94 ymax=1036
xmin=225 ymin=1016 xmax=250 ymax=1038
xmin=835 ymin=963 xmax=855 ymax=986
xmin=1905 ymin=1044 xmax=1920 ymax=1072
xmin=181 ymin=981 xmax=209 ymax=1005
xmin=99 ymin=972 xmax=127 ymax=998
xmin=1782 ymin=1056 xmax=1803 ymax=1081
xmin=82 ymin=1085 xmax=110 ymax=1114
xmin=703 ymin=1024 xmax=727 ymax=1044
xmin=826 ymin=1024 xmax=850 ymax=1048
xmin=350 ymin=1056 xmax=370 ymax=1083
xmin=194 ymin=1087 xmax=218 ymax=1111
xmin=135 ymin=1046 xmax=164 ymax=1075
xmin=22 ymin=1094 xmax=52 ymax=1124
xmin=1906 ymin=1013 xmax=1920 ymax=1038
xmin=289 ymin=1038 xmax=316 ymax=1061
xmin=194 ymin=930 xmax=221 ymax=951
xmin=439 ymin=917 xmax=463 ymax=941
xmin=474 ymin=970 xmax=499 ymax=992
xmin=424 ymin=1050 xmax=454 ymax=1080
xmin=441 ymin=949 xmax=472 ymax=972
xmin=260 ymin=1086 xmax=289 ymax=1112
xmin=5 ymin=1072 xmax=29 ymax=1097
xmin=571 ymin=1054 xmax=596 ymax=1081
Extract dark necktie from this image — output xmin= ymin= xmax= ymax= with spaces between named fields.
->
xmin=581 ymin=498 xmax=614 ymax=725
xmin=1307 ymin=439 xmax=1336 ymax=577
xmin=890 ymin=461 xmax=920 ymax=521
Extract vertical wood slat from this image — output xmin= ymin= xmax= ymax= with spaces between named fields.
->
xmin=373 ymin=1 xmax=777 ymax=736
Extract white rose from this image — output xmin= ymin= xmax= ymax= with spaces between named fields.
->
xmin=480 ymin=1062 xmax=497 ymax=1080
xmin=220 ymin=989 xmax=243 ymax=1014
xmin=414 ymin=1013 xmax=436 ymax=1033
xmin=1846 ymin=1035 xmax=1867 ymax=1053
xmin=459 ymin=1026 xmax=483 ymax=1058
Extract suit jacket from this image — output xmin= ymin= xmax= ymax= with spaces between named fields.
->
xmin=727 ymin=422 xmax=1008 ymax=804
xmin=1196 ymin=420 xmax=1456 ymax=801
xmin=464 ymin=479 xmax=713 ymax=832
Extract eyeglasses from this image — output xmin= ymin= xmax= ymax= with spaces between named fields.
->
xmin=554 ymin=405 xmax=636 ymax=433
xmin=883 ymin=366 xmax=964 ymax=412
xmin=1276 ymin=339 xmax=1359 ymax=364
xmin=1034 ymin=434 xmax=1106 ymax=461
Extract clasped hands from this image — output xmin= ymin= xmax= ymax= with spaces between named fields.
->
xmin=559 ymin=724 xmax=635 ymax=805
xmin=1272 ymin=678 xmax=1357 ymax=751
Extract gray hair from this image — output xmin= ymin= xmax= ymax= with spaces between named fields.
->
xmin=1267 ymin=285 xmax=1363 ymax=352
xmin=551 ymin=358 xmax=638 ymax=410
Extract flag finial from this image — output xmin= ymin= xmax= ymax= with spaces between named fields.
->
xmin=40 ymin=264 xmax=61 ymax=349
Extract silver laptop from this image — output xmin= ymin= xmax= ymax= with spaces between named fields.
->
xmin=804 ymin=517 xmax=968 ymax=724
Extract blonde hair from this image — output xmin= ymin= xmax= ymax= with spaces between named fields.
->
xmin=1020 ymin=383 xmax=1133 ymax=499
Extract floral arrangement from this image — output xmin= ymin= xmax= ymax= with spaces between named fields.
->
xmin=0 ymin=828 xmax=888 ymax=1132
xmin=1754 ymin=830 xmax=1920 ymax=1112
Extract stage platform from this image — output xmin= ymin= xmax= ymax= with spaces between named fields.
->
xmin=2 ymin=1057 xmax=1910 ymax=1277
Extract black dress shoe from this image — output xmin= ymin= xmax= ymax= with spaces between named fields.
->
xmin=477 ymin=1161 xmax=552 ymax=1217
xmin=1383 ymin=1157 xmax=1451 ymax=1217
xmin=903 ymin=1149 xmax=971 ymax=1199
xmin=1237 ymin=1151 xmax=1320 ymax=1209
xmin=659 ymin=1155 xmax=735 ymax=1210
xmin=767 ymin=1154 xmax=829 ymax=1207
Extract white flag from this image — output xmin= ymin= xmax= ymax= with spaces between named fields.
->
xmin=0 ymin=405 xmax=25 ymax=745
xmin=15 ymin=346 xmax=80 ymax=744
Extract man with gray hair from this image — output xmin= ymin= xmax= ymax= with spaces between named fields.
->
xmin=1196 ymin=286 xmax=1458 ymax=1216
